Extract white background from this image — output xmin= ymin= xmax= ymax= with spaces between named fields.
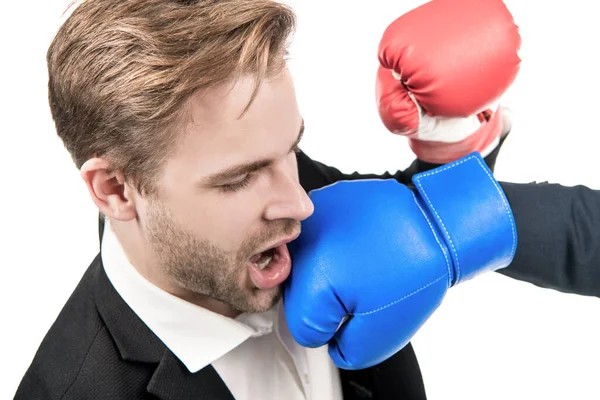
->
xmin=1 ymin=0 xmax=599 ymax=399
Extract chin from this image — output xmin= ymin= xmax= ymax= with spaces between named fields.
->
xmin=246 ymin=285 xmax=282 ymax=313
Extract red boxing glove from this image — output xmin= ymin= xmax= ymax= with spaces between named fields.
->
xmin=376 ymin=0 xmax=521 ymax=163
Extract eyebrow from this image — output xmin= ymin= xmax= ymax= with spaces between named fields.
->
xmin=204 ymin=120 xmax=305 ymax=185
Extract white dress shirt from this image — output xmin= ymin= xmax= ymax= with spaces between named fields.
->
xmin=101 ymin=220 xmax=342 ymax=400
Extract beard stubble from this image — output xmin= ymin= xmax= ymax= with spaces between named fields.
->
xmin=144 ymin=201 xmax=299 ymax=314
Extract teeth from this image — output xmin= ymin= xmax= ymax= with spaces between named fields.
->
xmin=257 ymin=254 xmax=273 ymax=270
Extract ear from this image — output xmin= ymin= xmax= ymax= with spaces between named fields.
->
xmin=80 ymin=158 xmax=137 ymax=221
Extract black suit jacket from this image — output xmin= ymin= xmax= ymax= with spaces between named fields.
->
xmin=15 ymin=143 xmax=600 ymax=399
xmin=15 ymin=252 xmax=429 ymax=400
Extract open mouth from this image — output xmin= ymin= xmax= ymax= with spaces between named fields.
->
xmin=247 ymin=244 xmax=291 ymax=290
xmin=250 ymin=247 xmax=277 ymax=270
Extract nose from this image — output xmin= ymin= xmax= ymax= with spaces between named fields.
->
xmin=263 ymin=161 xmax=314 ymax=222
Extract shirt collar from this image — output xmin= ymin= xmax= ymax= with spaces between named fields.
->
xmin=101 ymin=219 xmax=278 ymax=373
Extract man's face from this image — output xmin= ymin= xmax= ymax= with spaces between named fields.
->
xmin=135 ymin=69 xmax=314 ymax=314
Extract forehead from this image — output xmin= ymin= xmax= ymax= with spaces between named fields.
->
xmin=166 ymin=69 xmax=301 ymax=176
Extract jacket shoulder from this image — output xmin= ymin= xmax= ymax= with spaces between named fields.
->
xmin=14 ymin=258 xmax=155 ymax=399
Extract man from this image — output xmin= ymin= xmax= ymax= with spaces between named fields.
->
xmin=14 ymin=0 xmax=600 ymax=399
xmin=14 ymin=0 xmax=515 ymax=399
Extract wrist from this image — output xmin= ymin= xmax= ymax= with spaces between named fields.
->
xmin=412 ymin=152 xmax=517 ymax=285
xmin=410 ymin=107 xmax=504 ymax=164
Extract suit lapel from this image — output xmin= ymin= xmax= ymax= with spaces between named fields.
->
xmin=94 ymin=256 xmax=166 ymax=363
xmin=93 ymin=256 xmax=235 ymax=399
xmin=147 ymin=350 xmax=235 ymax=400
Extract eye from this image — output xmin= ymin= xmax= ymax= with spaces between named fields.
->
xmin=220 ymin=174 xmax=254 ymax=193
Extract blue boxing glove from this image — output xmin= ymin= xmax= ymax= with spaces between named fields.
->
xmin=283 ymin=152 xmax=517 ymax=370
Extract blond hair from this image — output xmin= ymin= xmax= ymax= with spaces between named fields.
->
xmin=47 ymin=0 xmax=296 ymax=196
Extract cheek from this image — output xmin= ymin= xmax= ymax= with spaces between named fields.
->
xmin=164 ymin=185 xmax=267 ymax=251
xmin=214 ymin=196 xmax=264 ymax=245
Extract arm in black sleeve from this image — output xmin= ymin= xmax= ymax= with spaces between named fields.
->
xmin=297 ymin=136 xmax=600 ymax=298
xmin=498 ymin=181 xmax=600 ymax=298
